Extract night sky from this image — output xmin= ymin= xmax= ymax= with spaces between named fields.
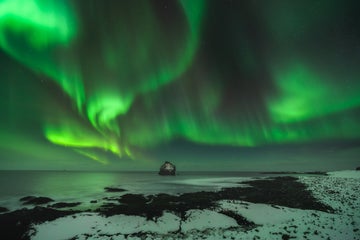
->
xmin=1 ymin=0 xmax=359 ymax=171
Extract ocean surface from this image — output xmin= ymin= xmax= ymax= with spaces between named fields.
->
xmin=0 ymin=171 xmax=267 ymax=211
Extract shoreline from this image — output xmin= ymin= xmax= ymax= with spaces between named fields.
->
xmin=0 ymin=171 xmax=359 ymax=239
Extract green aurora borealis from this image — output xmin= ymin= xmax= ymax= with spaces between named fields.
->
xmin=0 ymin=0 xmax=359 ymax=170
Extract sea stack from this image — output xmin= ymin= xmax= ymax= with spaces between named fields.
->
xmin=159 ymin=161 xmax=176 ymax=176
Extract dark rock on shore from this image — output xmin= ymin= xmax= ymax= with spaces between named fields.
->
xmin=98 ymin=176 xmax=332 ymax=221
xmin=104 ymin=187 xmax=127 ymax=192
xmin=49 ymin=202 xmax=81 ymax=209
xmin=159 ymin=161 xmax=176 ymax=176
xmin=100 ymin=194 xmax=150 ymax=218
xmin=219 ymin=210 xmax=256 ymax=228
xmin=0 ymin=207 xmax=9 ymax=213
xmin=356 ymin=167 xmax=360 ymax=171
xmin=19 ymin=196 xmax=35 ymax=202
xmin=0 ymin=207 xmax=78 ymax=240
xmin=20 ymin=196 xmax=54 ymax=205
xmin=219 ymin=177 xmax=331 ymax=212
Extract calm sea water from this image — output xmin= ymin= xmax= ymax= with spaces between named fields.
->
xmin=0 ymin=171 xmax=266 ymax=210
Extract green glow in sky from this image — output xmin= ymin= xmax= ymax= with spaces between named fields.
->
xmin=0 ymin=0 xmax=85 ymax=111
xmin=0 ymin=1 xmax=359 ymax=170
xmin=0 ymin=0 xmax=76 ymax=47
xmin=269 ymin=61 xmax=360 ymax=123
xmin=0 ymin=0 xmax=206 ymax=162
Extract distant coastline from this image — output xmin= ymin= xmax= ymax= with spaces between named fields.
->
xmin=260 ymin=171 xmax=328 ymax=175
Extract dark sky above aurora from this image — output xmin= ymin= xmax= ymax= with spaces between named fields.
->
xmin=0 ymin=0 xmax=360 ymax=171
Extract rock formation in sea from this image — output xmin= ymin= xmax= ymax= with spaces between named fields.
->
xmin=159 ymin=161 xmax=176 ymax=176
xmin=356 ymin=166 xmax=360 ymax=171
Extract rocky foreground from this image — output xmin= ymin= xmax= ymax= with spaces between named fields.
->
xmin=0 ymin=171 xmax=359 ymax=240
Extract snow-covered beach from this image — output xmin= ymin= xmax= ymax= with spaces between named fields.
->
xmin=1 ymin=171 xmax=359 ymax=239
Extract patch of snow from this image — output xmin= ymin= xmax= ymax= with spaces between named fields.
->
xmin=218 ymin=201 xmax=296 ymax=225
xmin=299 ymin=174 xmax=360 ymax=214
xmin=32 ymin=212 xmax=181 ymax=240
xmin=181 ymin=209 xmax=238 ymax=232
xmin=218 ymin=200 xmax=359 ymax=240
xmin=31 ymin=213 xmax=103 ymax=240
